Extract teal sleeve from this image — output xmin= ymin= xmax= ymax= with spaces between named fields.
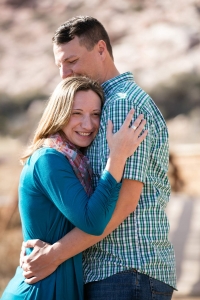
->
xmin=33 ymin=150 xmax=121 ymax=235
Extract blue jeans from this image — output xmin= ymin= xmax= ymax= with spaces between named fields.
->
xmin=84 ymin=269 xmax=174 ymax=300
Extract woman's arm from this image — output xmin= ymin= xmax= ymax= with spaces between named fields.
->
xmin=35 ymin=154 xmax=121 ymax=236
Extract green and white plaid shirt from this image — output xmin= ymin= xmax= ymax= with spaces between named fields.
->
xmin=83 ymin=72 xmax=176 ymax=289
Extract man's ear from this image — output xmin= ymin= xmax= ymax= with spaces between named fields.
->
xmin=97 ymin=40 xmax=107 ymax=59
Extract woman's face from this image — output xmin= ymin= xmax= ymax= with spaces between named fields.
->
xmin=62 ymin=90 xmax=102 ymax=148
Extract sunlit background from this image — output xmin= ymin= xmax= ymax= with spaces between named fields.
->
xmin=0 ymin=0 xmax=200 ymax=299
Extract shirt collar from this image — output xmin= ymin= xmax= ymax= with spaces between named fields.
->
xmin=101 ymin=72 xmax=134 ymax=98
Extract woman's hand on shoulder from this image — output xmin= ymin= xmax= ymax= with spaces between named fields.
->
xmin=106 ymin=108 xmax=148 ymax=161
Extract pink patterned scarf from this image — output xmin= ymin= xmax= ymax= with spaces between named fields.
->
xmin=43 ymin=133 xmax=93 ymax=196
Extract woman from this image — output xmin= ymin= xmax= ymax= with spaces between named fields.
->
xmin=1 ymin=76 xmax=147 ymax=300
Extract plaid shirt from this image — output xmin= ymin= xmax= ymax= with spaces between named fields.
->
xmin=83 ymin=72 xmax=176 ymax=289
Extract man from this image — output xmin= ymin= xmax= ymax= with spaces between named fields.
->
xmin=21 ymin=16 xmax=176 ymax=299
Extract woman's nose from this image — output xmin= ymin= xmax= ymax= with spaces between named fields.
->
xmin=81 ymin=116 xmax=93 ymax=130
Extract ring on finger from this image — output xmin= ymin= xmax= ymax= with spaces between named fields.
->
xmin=131 ymin=125 xmax=137 ymax=130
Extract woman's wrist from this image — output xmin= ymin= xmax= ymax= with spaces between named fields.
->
xmin=105 ymin=155 xmax=126 ymax=182
xmin=50 ymin=242 xmax=67 ymax=266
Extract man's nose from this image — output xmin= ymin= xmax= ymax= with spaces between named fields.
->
xmin=60 ymin=66 xmax=73 ymax=79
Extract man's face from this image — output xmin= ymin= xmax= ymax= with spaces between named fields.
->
xmin=53 ymin=36 xmax=103 ymax=83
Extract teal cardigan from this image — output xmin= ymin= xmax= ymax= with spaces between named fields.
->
xmin=1 ymin=148 xmax=121 ymax=300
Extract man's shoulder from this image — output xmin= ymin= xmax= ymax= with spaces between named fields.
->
xmin=107 ymin=79 xmax=152 ymax=105
xmin=104 ymin=85 xmax=168 ymax=133
xmin=105 ymin=81 xmax=161 ymax=116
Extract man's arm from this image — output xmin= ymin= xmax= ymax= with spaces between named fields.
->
xmin=22 ymin=179 xmax=143 ymax=283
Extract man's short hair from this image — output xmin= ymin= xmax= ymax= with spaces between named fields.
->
xmin=52 ymin=16 xmax=113 ymax=60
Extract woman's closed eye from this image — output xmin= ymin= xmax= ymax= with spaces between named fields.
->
xmin=93 ymin=113 xmax=101 ymax=117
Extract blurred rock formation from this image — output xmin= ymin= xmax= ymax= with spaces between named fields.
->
xmin=0 ymin=0 xmax=200 ymax=130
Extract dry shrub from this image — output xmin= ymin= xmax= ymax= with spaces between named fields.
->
xmin=0 ymin=207 xmax=22 ymax=296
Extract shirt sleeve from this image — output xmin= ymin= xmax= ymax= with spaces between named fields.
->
xmin=103 ymin=94 xmax=169 ymax=184
xmin=123 ymin=108 xmax=152 ymax=183
xmin=33 ymin=149 xmax=121 ymax=236
xmin=103 ymin=97 xmax=153 ymax=183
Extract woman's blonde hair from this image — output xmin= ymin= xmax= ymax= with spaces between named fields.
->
xmin=20 ymin=76 xmax=104 ymax=164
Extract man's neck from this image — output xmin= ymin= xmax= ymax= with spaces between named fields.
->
xmin=101 ymin=62 xmax=120 ymax=84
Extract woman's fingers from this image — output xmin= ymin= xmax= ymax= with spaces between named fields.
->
xmin=19 ymin=243 xmax=26 ymax=267
xmin=24 ymin=276 xmax=38 ymax=284
xmin=106 ymin=109 xmax=148 ymax=159
xmin=23 ymin=270 xmax=33 ymax=278
xmin=108 ymin=109 xmax=145 ymax=136
xmin=133 ymin=120 xmax=148 ymax=148
xmin=131 ymin=114 xmax=144 ymax=131
xmin=134 ymin=119 xmax=146 ymax=135
xmin=23 ymin=239 xmax=39 ymax=249
xmin=121 ymin=108 xmax=135 ymax=129
xmin=138 ymin=129 xmax=148 ymax=143
xmin=106 ymin=120 xmax=113 ymax=142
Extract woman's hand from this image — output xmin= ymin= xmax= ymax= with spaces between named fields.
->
xmin=107 ymin=108 xmax=147 ymax=160
xmin=105 ymin=109 xmax=148 ymax=182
